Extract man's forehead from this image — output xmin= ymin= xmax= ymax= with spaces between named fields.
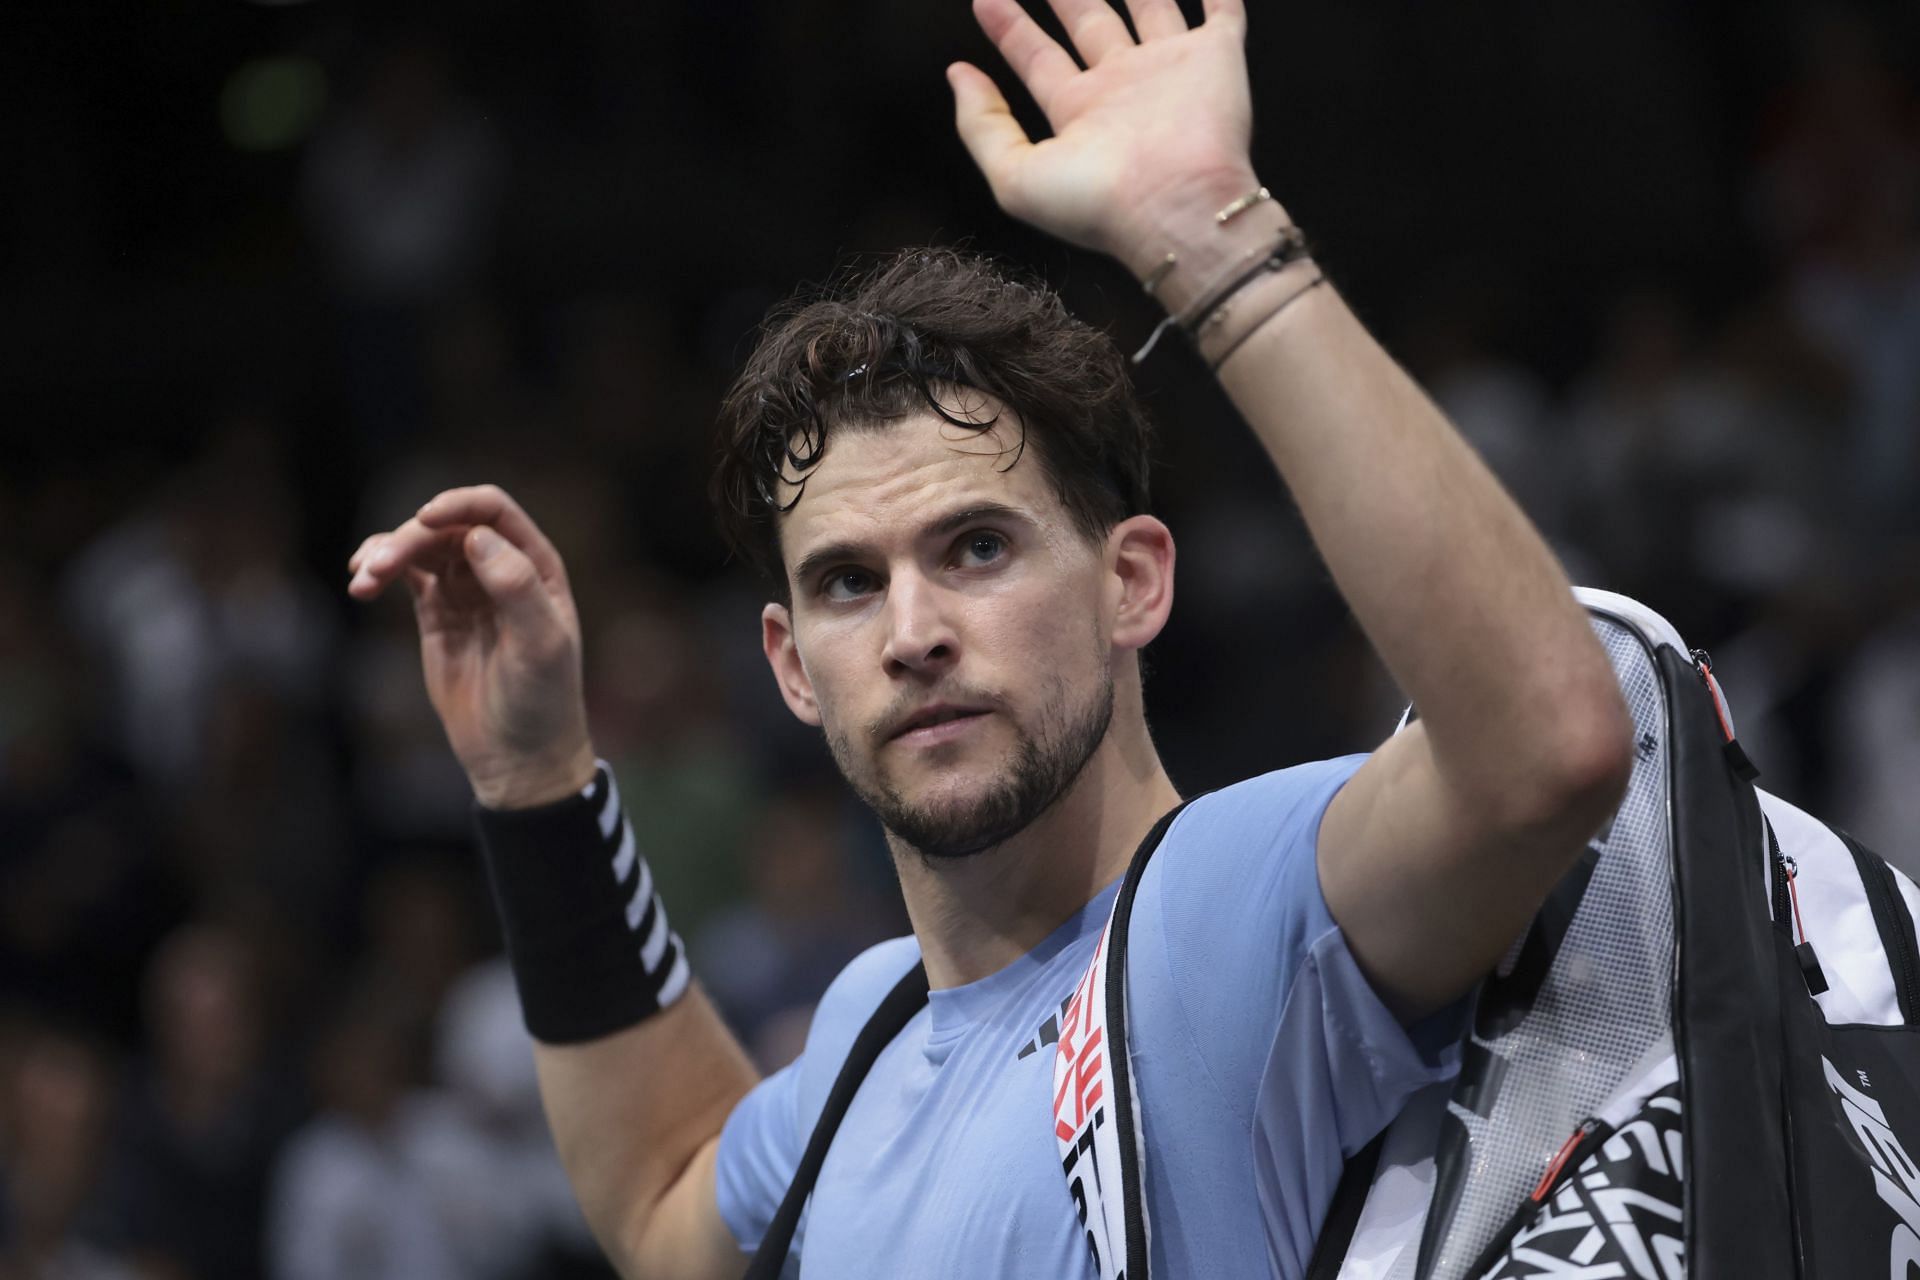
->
xmin=773 ymin=412 xmax=1053 ymax=550
xmin=779 ymin=416 xmax=1044 ymax=521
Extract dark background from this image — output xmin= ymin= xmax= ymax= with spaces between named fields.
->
xmin=2 ymin=2 xmax=1918 ymax=1276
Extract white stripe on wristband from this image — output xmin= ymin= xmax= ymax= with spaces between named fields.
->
xmin=588 ymin=762 xmax=690 ymax=1007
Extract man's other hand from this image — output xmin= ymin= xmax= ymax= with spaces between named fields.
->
xmin=347 ymin=484 xmax=596 ymax=810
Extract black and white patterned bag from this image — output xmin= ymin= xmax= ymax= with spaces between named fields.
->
xmin=1312 ymin=588 xmax=1920 ymax=1280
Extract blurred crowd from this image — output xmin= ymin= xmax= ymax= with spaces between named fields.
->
xmin=3 ymin=3 xmax=1918 ymax=1277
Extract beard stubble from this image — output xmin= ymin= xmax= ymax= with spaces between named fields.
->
xmin=824 ymin=664 xmax=1117 ymax=863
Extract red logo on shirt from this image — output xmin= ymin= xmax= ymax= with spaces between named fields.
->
xmin=1054 ymin=934 xmax=1107 ymax=1142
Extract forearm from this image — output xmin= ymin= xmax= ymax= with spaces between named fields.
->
xmin=476 ymin=770 xmax=758 ymax=1277
xmin=1228 ymin=280 xmax=1620 ymax=805
xmin=535 ymin=995 xmax=757 ymax=1278
xmin=1128 ymin=189 xmax=1624 ymax=814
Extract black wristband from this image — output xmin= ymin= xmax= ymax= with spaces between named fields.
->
xmin=473 ymin=762 xmax=690 ymax=1043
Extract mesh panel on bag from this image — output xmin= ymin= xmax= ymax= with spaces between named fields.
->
xmin=1388 ymin=614 xmax=1679 ymax=1280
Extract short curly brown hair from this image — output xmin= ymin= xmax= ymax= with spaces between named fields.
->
xmin=711 ymin=247 xmax=1154 ymax=597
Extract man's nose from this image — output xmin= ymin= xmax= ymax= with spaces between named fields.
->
xmin=880 ymin=572 xmax=959 ymax=675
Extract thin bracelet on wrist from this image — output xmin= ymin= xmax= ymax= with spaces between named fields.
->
xmin=1130 ymin=223 xmax=1313 ymax=365
xmin=1206 ymin=271 xmax=1328 ymax=372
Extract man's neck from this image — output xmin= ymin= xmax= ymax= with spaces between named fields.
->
xmin=888 ymin=717 xmax=1180 ymax=990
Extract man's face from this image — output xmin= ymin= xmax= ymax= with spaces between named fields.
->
xmin=762 ymin=410 xmax=1117 ymax=859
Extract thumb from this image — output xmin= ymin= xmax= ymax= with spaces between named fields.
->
xmin=463 ymin=525 xmax=555 ymax=633
xmin=948 ymin=62 xmax=1030 ymax=203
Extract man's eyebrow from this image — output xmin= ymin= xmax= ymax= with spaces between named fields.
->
xmin=790 ymin=502 xmax=1033 ymax=588
xmin=791 ymin=540 xmax=865 ymax=591
xmin=925 ymin=502 xmax=1029 ymax=539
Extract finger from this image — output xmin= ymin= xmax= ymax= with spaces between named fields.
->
xmin=401 ymin=562 xmax=484 ymax=645
xmin=347 ymin=533 xmax=384 ymax=576
xmin=973 ymin=0 xmax=1082 ymax=116
xmin=949 ymin=62 xmax=1034 ymax=203
xmin=1123 ymin=0 xmax=1189 ymax=41
xmin=414 ymin=485 xmax=569 ymax=588
xmin=348 ymin=521 xmax=466 ymax=599
xmin=460 ymin=524 xmax=562 ymax=639
xmin=348 ymin=529 xmax=402 ymax=599
xmin=1044 ymin=0 xmax=1134 ymax=66
xmin=1200 ymin=0 xmax=1245 ymax=31
xmin=402 ymin=563 xmax=446 ymax=629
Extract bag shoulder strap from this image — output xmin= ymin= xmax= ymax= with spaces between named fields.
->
xmin=1301 ymin=1133 xmax=1387 ymax=1280
xmin=1098 ymin=799 xmax=1195 ymax=1280
xmin=745 ymin=960 xmax=930 ymax=1279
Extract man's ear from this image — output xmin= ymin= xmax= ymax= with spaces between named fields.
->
xmin=762 ymin=601 xmax=822 ymax=726
xmin=1106 ymin=515 xmax=1175 ymax=653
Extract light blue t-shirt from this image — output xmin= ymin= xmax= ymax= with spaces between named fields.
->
xmin=715 ymin=757 xmax=1463 ymax=1277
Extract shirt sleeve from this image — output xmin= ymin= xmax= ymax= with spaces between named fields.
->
xmin=714 ymin=1061 xmax=806 ymax=1254
xmin=1138 ymin=756 xmax=1465 ymax=1152
xmin=712 ymin=935 xmax=924 ymax=1258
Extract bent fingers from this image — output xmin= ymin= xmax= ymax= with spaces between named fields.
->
xmin=348 ymin=520 xmax=467 ymax=600
xmin=415 ymin=484 xmax=569 ymax=587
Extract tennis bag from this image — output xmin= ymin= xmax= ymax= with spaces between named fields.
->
xmin=1312 ymin=587 xmax=1920 ymax=1280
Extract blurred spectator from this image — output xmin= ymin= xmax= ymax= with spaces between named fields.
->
xmin=1561 ymin=288 xmax=1706 ymax=592
xmin=695 ymin=786 xmax=901 ymax=1067
xmin=405 ymin=961 xmax=602 ymax=1278
xmin=302 ymin=41 xmax=502 ymax=308
xmin=341 ymin=580 xmax=477 ymax=848
xmin=1563 ymin=288 xmax=1835 ymax=613
xmin=90 ymin=925 xmax=304 ymax=1280
xmin=1752 ymin=10 xmax=1920 ymax=527
xmin=302 ymin=38 xmax=506 ymax=452
xmin=174 ymin=671 xmax=345 ymax=919
xmin=586 ymin=579 xmax=763 ymax=936
xmin=1832 ymin=591 xmax=1920 ymax=871
xmin=354 ymin=863 xmax=482 ymax=1052
xmin=1398 ymin=263 xmax=1569 ymax=544
xmin=0 ymin=558 xmax=171 ymax=1040
xmin=271 ymin=963 xmax=604 ymax=1280
xmin=268 ymin=992 xmax=459 ymax=1280
xmin=0 ymin=1022 xmax=138 ymax=1280
xmin=62 ymin=421 xmax=338 ymax=804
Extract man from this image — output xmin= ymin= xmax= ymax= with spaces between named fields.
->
xmin=348 ymin=0 xmax=1633 ymax=1274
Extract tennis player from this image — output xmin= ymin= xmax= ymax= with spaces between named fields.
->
xmin=348 ymin=0 xmax=1632 ymax=1273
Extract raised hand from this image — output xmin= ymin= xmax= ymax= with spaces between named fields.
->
xmin=347 ymin=485 xmax=596 ymax=810
xmin=949 ymin=0 xmax=1258 ymax=274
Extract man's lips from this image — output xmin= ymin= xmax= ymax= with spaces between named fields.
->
xmin=886 ymin=705 xmax=992 ymax=742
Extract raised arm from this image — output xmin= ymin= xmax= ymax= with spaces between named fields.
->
xmin=348 ymin=486 xmax=755 ymax=1279
xmin=951 ymin=0 xmax=1632 ymax=1018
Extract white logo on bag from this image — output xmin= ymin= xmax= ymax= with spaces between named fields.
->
xmin=1821 ymin=1056 xmax=1920 ymax=1275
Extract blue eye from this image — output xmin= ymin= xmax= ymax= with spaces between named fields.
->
xmin=822 ymin=569 xmax=876 ymax=602
xmin=957 ymin=531 xmax=1007 ymax=567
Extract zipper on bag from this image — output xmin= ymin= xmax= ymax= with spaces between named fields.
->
xmin=1690 ymin=648 xmax=1759 ymax=780
xmin=1765 ymin=819 xmax=1828 ymax=996
xmin=1767 ymin=821 xmax=1792 ymax=942
xmin=1460 ymin=1118 xmax=1615 ymax=1278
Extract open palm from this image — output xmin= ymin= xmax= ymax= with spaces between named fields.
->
xmin=951 ymin=0 xmax=1256 ymax=265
